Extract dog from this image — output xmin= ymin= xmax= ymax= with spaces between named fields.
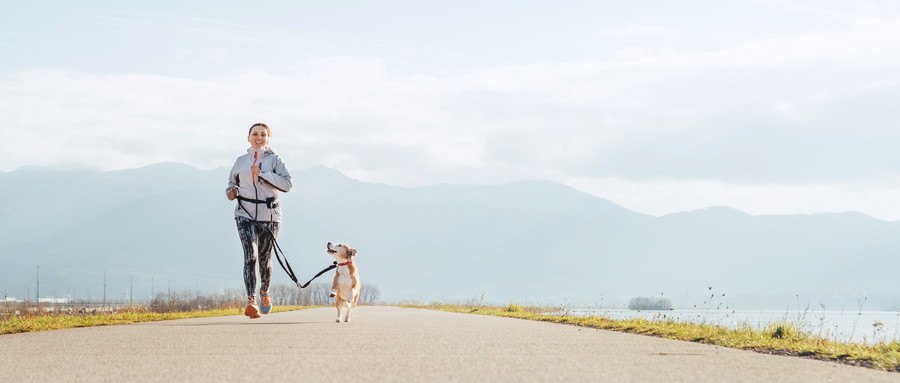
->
xmin=327 ymin=242 xmax=359 ymax=323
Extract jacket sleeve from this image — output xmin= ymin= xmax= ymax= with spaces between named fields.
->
xmin=226 ymin=160 xmax=240 ymax=197
xmin=258 ymin=155 xmax=293 ymax=193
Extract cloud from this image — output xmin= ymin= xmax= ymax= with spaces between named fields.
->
xmin=568 ymin=176 xmax=900 ymax=221
xmin=602 ymin=24 xmax=675 ymax=39
xmin=85 ymin=12 xmax=272 ymax=46
xmin=2 ymin=13 xmax=900 ymax=219
xmin=746 ymin=0 xmax=896 ymax=23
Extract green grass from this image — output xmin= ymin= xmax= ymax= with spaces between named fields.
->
xmin=411 ymin=304 xmax=900 ymax=372
xmin=0 ymin=305 xmax=313 ymax=335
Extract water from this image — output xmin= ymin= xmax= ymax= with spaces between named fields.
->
xmin=559 ymin=308 xmax=900 ymax=343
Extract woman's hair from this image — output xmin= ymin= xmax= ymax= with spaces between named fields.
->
xmin=248 ymin=122 xmax=272 ymax=137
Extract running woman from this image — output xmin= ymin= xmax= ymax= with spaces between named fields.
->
xmin=226 ymin=123 xmax=293 ymax=318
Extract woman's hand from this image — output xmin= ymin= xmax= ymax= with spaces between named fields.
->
xmin=251 ymin=163 xmax=261 ymax=180
xmin=226 ymin=187 xmax=237 ymax=201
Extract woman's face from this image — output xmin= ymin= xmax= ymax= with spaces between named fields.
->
xmin=248 ymin=126 xmax=270 ymax=149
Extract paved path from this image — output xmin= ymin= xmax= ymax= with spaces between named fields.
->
xmin=0 ymin=306 xmax=896 ymax=382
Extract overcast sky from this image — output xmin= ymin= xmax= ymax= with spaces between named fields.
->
xmin=2 ymin=1 xmax=900 ymax=220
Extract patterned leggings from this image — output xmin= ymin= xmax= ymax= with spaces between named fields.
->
xmin=235 ymin=217 xmax=280 ymax=299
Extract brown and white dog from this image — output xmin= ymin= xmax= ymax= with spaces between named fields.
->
xmin=327 ymin=242 xmax=359 ymax=323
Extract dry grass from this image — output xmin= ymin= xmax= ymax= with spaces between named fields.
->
xmin=411 ymin=304 xmax=900 ymax=372
xmin=0 ymin=305 xmax=312 ymax=335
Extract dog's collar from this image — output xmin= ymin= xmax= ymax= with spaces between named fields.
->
xmin=337 ymin=260 xmax=354 ymax=267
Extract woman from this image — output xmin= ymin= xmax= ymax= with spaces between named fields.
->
xmin=226 ymin=123 xmax=293 ymax=318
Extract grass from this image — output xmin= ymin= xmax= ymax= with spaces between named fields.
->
xmin=410 ymin=304 xmax=900 ymax=372
xmin=0 ymin=305 xmax=312 ymax=335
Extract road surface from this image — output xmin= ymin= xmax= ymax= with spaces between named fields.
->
xmin=0 ymin=306 xmax=896 ymax=382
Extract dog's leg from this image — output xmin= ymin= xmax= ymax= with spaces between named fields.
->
xmin=335 ymin=298 xmax=342 ymax=323
xmin=330 ymin=274 xmax=338 ymax=298
xmin=346 ymin=288 xmax=359 ymax=322
xmin=340 ymin=299 xmax=352 ymax=322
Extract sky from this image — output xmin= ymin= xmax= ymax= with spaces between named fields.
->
xmin=2 ymin=0 xmax=900 ymax=220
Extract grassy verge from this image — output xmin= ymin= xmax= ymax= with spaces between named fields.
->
xmin=0 ymin=305 xmax=312 ymax=335
xmin=411 ymin=304 xmax=900 ymax=372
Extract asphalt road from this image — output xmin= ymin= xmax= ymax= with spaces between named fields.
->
xmin=0 ymin=306 xmax=896 ymax=382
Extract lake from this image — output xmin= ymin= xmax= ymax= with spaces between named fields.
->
xmin=560 ymin=308 xmax=900 ymax=343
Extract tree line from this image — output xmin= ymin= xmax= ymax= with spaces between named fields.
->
xmin=149 ymin=283 xmax=381 ymax=312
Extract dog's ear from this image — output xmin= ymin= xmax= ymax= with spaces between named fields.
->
xmin=349 ymin=248 xmax=357 ymax=258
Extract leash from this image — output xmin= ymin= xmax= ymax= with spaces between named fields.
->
xmin=296 ymin=261 xmax=338 ymax=288
xmin=237 ymin=201 xmax=336 ymax=289
xmin=235 ymin=156 xmax=335 ymax=289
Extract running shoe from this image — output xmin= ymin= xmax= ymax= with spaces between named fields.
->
xmin=244 ymin=298 xmax=261 ymax=319
xmin=260 ymin=291 xmax=273 ymax=315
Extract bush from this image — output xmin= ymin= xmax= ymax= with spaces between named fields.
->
xmin=149 ymin=290 xmax=244 ymax=313
xmin=505 ymin=304 xmax=524 ymax=313
xmin=767 ymin=322 xmax=805 ymax=340
xmin=628 ymin=296 xmax=673 ymax=310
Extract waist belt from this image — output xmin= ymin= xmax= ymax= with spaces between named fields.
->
xmin=237 ymin=196 xmax=280 ymax=209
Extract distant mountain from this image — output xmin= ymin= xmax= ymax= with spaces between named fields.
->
xmin=0 ymin=163 xmax=897 ymax=309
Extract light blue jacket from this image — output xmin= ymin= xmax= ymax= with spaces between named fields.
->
xmin=227 ymin=147 xmax=293 ymax=222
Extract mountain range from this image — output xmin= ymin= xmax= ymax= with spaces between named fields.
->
xmin=0 ymin=163 xmax=897 ymax=309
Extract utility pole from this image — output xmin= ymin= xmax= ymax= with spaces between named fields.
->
xmin=151 ymin=277 xmax=154 ymax=301
xmin=130 ymin=275 xmax=133 ymax=306
xmin=103 ymin=271 xmax=107 ymax=307
xmin=36 ymin=265 xmax=40 ymax=303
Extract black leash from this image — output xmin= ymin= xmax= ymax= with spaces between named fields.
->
xmin=296 ymin=261 xmax=338 ymax=288
xmin=236 ymin=190 xmax=334 ymax=289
